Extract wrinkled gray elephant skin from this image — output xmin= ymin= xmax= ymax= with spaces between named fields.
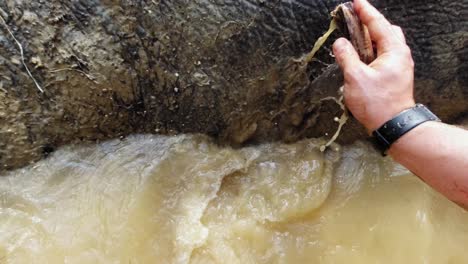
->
xmin=0 ymin=0 xmax=467 ymax=170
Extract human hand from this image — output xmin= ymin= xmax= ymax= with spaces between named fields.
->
xmin=332 ymin=0 xmax=416 ymax=133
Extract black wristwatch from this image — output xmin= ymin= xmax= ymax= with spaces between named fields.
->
xmin=372 ymin=104 xmax=440 ymax=155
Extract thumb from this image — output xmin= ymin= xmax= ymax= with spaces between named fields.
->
xmin=333 ymin=38 xmax=363 ymax=71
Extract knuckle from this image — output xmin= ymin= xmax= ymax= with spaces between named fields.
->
xmin=394 ymin=46 xmax=414 ymax=67
xmin=393 ymin=26 xmax=403 ymax=33
xmin=408 ymin=57 xmax=415 ymax=68
xmin=401 ymin=46 xmax=412 ymax=56
xmin=402 ymin=46 xmax=414 ymax=67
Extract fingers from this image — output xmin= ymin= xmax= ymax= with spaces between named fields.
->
xmin=333 ymin=38 xmax=366 ymax=73
xmin=392 ymin=25 xmax=406 ymax=43
xmin=353 ymin=0 xmax=404 ymax=53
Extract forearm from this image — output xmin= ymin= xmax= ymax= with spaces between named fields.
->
xmin=389 ymin=121 xmax=468 ymax=207
xmin=333 ymin=0 xmax=468 ymax=207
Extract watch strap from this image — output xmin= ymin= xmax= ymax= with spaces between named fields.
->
xmin=372 ymin=104 xmax=440 ymax=155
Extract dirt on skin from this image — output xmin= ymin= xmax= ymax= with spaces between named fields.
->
xmin=0 ymin=0 xmax=467 ymax=171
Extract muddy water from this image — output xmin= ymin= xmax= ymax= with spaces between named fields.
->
xmin=1 ymin=135 xmax=468 ymax=263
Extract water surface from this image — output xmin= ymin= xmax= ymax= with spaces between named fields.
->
xmin=1 ymin=134 xmax=467 ymax=263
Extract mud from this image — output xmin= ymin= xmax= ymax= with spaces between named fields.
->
xmin=0 ymin=0 xmax=467 ymax=170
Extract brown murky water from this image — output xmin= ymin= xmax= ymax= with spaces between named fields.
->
xmin=1 ymin=134 xmax=468 ymax=263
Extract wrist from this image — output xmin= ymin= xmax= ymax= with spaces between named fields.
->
xmin=365 ymin=100 xmax=416 ymax=133
xmin=371 ymin=104 xmax=440 ymax=155
xmin=388 ymin=121 xmax=437 ymax=155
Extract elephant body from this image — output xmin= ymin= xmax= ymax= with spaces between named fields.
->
xmin=0 ymin=0 xmax=467 ymax=170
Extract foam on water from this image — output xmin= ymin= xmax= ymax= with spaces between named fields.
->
xmin=1 ymin=135 xmax=468 ymax=263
